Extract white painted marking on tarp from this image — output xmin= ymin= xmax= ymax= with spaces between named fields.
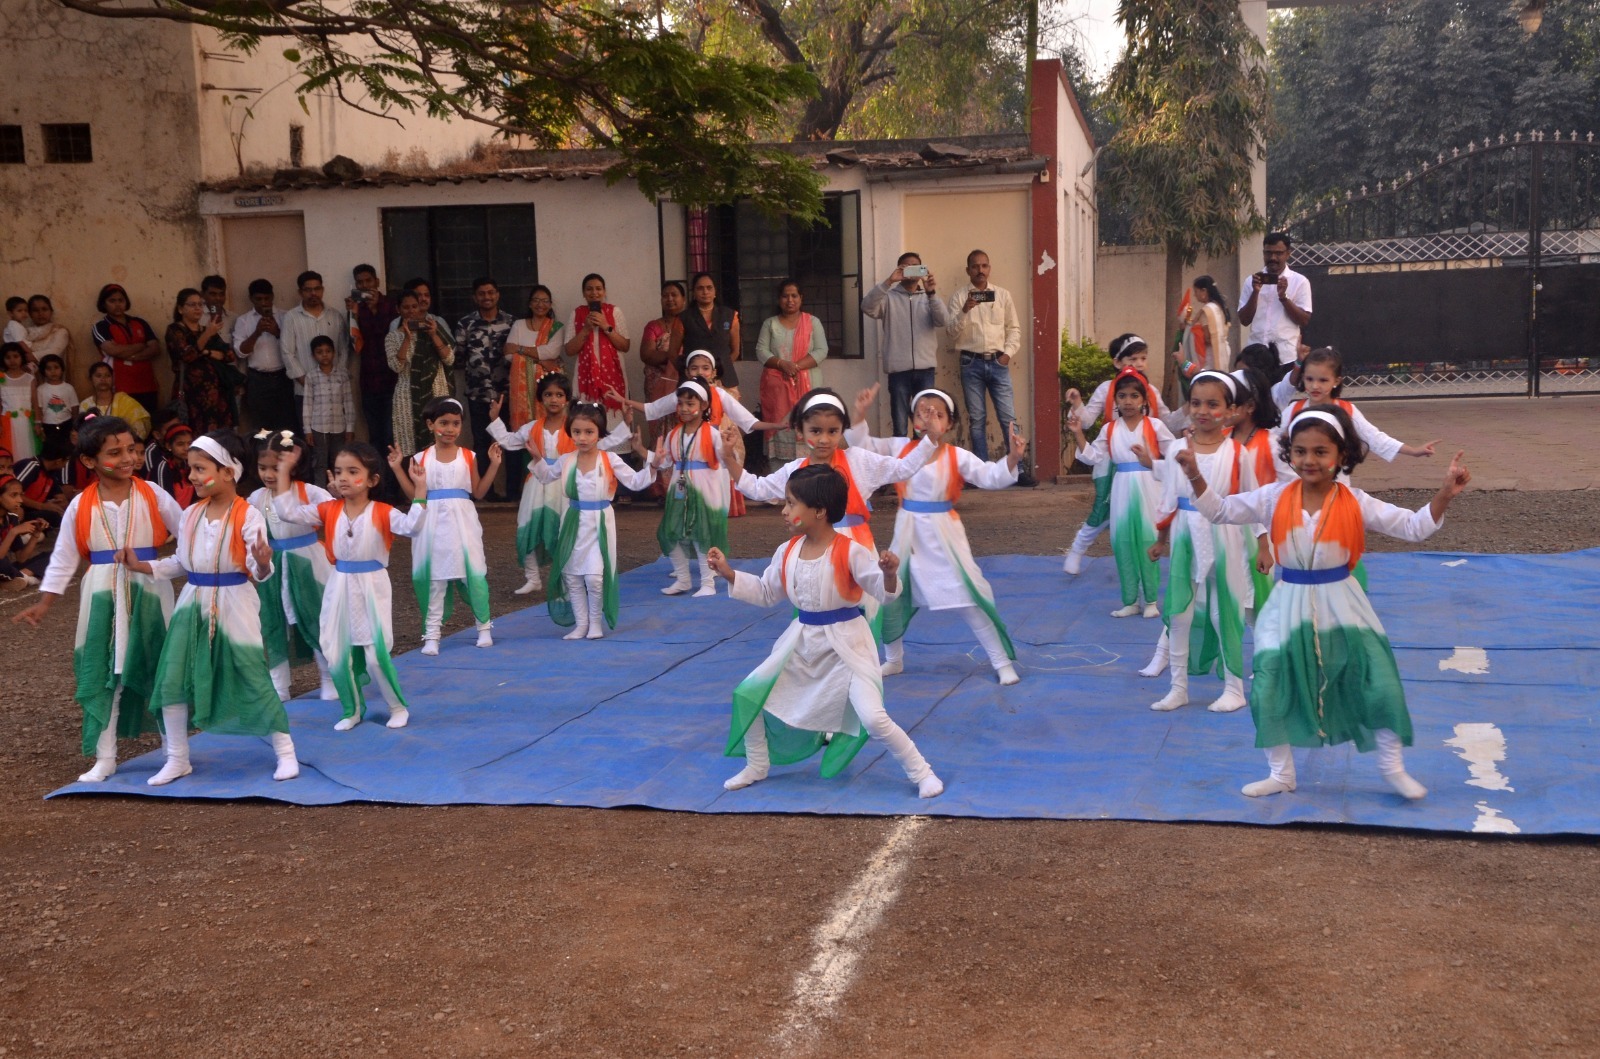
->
xmin=774 ymin=816 xmax=928 ymax=1052
xmin=1441 ymin=559 xmax=1468 ymax=567
xmin=1439 ymin=647 xmax=1490 ymax=675
xmin=1444 ymin=722 xmax=1514 ymax=792
xmin=1471 ymin=801 xmax=1521 ymax=834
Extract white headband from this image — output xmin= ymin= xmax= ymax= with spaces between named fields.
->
xmin=676 ymin=378 xmax=711 ymax=403
xmin=911 ymin=388 xmax=956 ymax=415
xmin=1289 ymin=409 xmax=1344 ymax=440
xmin=800 ymin=393 xmax=846 ymax=416
xmin=685 ymin=349 xmax=716 ymax=367
xmin=1229 ymin=369 xmax=1251 ymax=389
xmin=434 ymin=397 xmax=464 ymax=413
xmin=190 ymin=435 xmax=243 ymax=478
xmin=1116 ymin=335 xmax=1148 ymax=359
xmin=1191 ymin=370 xmax=1237 ymax=398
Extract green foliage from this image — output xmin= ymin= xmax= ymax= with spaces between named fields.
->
xmin=1058 ymin=326 xmax=1113 ymax=392
xmin=1268 ymin=0 xmax=1600 ymax=221
xmin=56 ymin=0 xmax=825 ymax=220
xmin=1100 ymin=0 xmax=1272 ymax=264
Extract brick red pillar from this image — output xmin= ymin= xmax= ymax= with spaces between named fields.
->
xmin=1029 ymin=59 xmax=1063 ymax=481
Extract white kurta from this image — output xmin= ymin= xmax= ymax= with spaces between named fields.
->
xmin=729 ymin=537 xmax=895 ymax=735
xmin=248 ymin=483 xmax=333 ymax=626
xmin=1270 ymin=387 xmax=1405 ymax=463
xmin=409 ymin=445 xmax=487 ymax=583
xmin=527 ymin=451 xmax=655 ymax=577
xmin=734 ymin=437 xmax=938 ymax=549
xmin=643 ymin=385 xmax=758 ymax=433
xmin=273 ymin=495 xmax=426 ymax=648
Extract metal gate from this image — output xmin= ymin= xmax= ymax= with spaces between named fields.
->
xmin=1285 ymin=132 xmax=1600 ymax=397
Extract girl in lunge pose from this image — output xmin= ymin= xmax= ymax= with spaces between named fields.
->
xmin=1068 ymin=368 xmax=1177 ymax=618
xmin=1178 ymin=406 xmax=1471 ymax=800
xmin=843 ymin=385 xmax=1025 ymax=686
xmin=125 ymin=430 xmax=298 ymax=785
xmin=14 ymin=416 xmax=183 ymax=782
xmin=274 ymin=442 xmax=429 ymax=731
xmin=397 ymin=397 xmax=499 ymax=655
xmin=706 ymin=464 xmax=943 ymax=798
xmin=525 ymin=401 xmax=654 ymax=639
xmin=249 ymin=429 xmax=336 ymax=702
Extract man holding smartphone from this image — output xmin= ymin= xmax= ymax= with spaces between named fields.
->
xmin=1238 ymin=231 xmax=1313 ymax=374
xmin=862 ymin=251 xmax=948 ymax=436
xmin=948 ymin=249 xmax=1028 ymax=481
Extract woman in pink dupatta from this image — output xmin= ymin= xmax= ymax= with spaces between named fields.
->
xmin=755 ymin=280 xmax=828 ymax=462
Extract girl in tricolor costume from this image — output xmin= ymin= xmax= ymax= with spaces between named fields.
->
xmin=706 ymin=464 xmax=943 ymax=798
xmin=649 ymin=378 xmax=728 ymax=597
xmin=1271 ymin=347 xmax=1440 ymax=464
xmin=1069 ymin=368 xmax=1177 ymax=618
xmin=396 ymin=396 xmax=500 ymax=655
xmin=1145 ymin=371 xmax=1255 ymax=714
xmin=249 ymin=429 xmax=336 ymax=703
xmin=525 ymin=402 xmax=655 ymax=640
xmin=274 ymin=442 xmax=430 ymax=731
xmin=1061 ymin=335 xmax=1174 ymax=575
xmin=725 ymin=388 xmax=941 ymax=551
xmin=843 ymin=386 xmax=1025 ymax=686
xmin=124 ymin=430 xmax=298 ymax=785
xmin=485 ymin=373 xmax=631 ymax=596
xmin=1178 ymin=407 xmax=1471 ymax=800
xmin=14 ymin=416 xmax=183 ymax=783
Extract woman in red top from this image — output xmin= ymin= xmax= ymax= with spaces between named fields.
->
xmin=563 ymin=273 xmax=631 ymax=427
xmin=90 ymin=284 xmax=162 ymax=415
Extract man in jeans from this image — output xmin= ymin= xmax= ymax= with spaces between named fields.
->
xmin=862 ymin=252 xmax=948 ymax=437
xmin=344 ymin=263 xmax=399 ymax=498
xmin=455 ymin=277 xmax=514 ymax=501
xmin=948 ymin=250 xmax=1031 ymax=482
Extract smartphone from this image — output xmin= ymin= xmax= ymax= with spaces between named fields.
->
xmin=1257 ymin=271 xmax=1276 ymax=285
xmin=971 ymin=289 xmax=996 ymax=304
xmin=902 ymin=265 xmax=929 ymax=278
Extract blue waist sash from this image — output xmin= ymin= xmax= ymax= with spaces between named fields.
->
xmin=270 ymin=532 xmax=318 ymax=552
xmin=429 ymin=488 xmax=472 ymax=501
xmin=573 ymin=499 xmax=611 ymax=511
xmin=798 ymin=606 xmax=865 ymax=626
xmin=902 ymin=499 xmax=954 ymax=514
xmin=187 ymin=571 xmax=248 ymax=588
xmin=1176 ymin=497 xmax=1197 ymax=512
xmin=835 ymin=514 xmax=866 ymax=529
xmin=88 ymin=546 xmax=158 ymax=564
xmin=674 ymin=460 xmax=712 ymax=473
xmin=1114 ymin=461 xmax=1151 ymax=473
xmin=335 ymin=558 xmax=383 ymax=574
xmin=1279 ymin=566 xmax=1350 ymax=586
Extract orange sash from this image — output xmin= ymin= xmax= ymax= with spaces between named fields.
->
xmin=669 ymin=422 xmax=720 ymax=471
xmin=318 ymin=499 xmax=394 ymax=564
xmin=1270 ymin=480 xmax=1364 ymax=571
xmin=894 ymin=439 xmax=962 ymax=506
xmin=802 ymin=449 xmax=871 ymax=526
xmin=781 ymin=532 xmax=863 ymax=604
xmin=1287 ymin=398 xmax=1354 ymax=421
xmin=74 ymin=478 xmax=170 ymax=559
xmin=1102 ymin=367 xmax=1161 ymax=424
xmin=183 ymin=496 xmax=249 ymax=573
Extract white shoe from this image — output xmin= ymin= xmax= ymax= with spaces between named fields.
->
xmin=1110 ymin=604 xmax=1142 ymax=618
xmin=20 ymin=572 xmax=39 ymax=587
xmin=996 ymin=663 xmax=1020 ymax=686
xmin=1207 ymin=689 xmax=1248 ymax=713
xmin=1142 ymin=603 xmax=1161 ymax=619
xmin=1150 ymin=689 xmax=1188 ymax=712
xmin=1242 ymin=776 xmax=1296 ymax=797
xmin=420 ymin=639 xmax=440 ymax=656
xmin=1383 ymin=770 xmax=1428 ymax=800
xmin=386 ymin=708 xmax=410 ymax=729
xmin=917 ymin=773 xmax=945 ymax=799
xmin=881 ymin=658 xmax=904 ymax=677
xmin=1063 ymin=550 xmax=1084 ymax=575
xmin=513 ymin=578 xmax=541 ymax=596
xmin=723 ymin=766 xmax=768 ymax=790
xmin=476 ymin=628 xmax=494 ymax=648
xmin=334 ymin=716 xmax=360 ymax=732
xmin=77 ymin=758 xmax=116 ymax=783
xmin=586 ymin=625 xmax=604 ymax=640
xmin=273 ymin=755 xmax=300 ymax=781
xmin=563 ymin=624 xmax=588 ymax=640
xmin=1139 ymin=640 xmax=1170 ymax=678
xmin=147 ymin=760 xmax=192 ymax=786
xmin=693 ymin=583 xmax=717 ymax=598
xmin=661 ymin=581 xmax=691 ymax=596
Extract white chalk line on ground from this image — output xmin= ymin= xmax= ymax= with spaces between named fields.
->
xmin=772 ymin=815 xmax=929 ymax=1054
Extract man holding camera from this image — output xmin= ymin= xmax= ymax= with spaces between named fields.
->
xmin=862 ymin=252 xmax=949 ymax=437
xmin=947 ymin=249 xmax=1028 ymax=480
xmin=1238 ymin=231 xmax=1313 ymax=374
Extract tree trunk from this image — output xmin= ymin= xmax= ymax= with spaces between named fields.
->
xmin=1161 ymin=242 xmax=1186 ymax=412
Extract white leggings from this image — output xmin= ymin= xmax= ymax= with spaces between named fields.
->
xmin=668 ymin=545 xmax=713 ymax=587
xmin=89 ymin=686 xmax=123 ymax=762
xmin=1262 ymin=729 xmax=1408 ymax=784
xmin=563 ymin=573 xmax=607 ymax=632
xmin=741 ymin=674 xmax=932 ymax=783
xmin=269 ymin=644 xmax=332 ymax=701
xmin=1069 ymin=519 xmax=1107 ymax=554
xmin=885 ymin=605 xmax=1010 ymax=670
xmin=426 ymin=579 xmax=492 ymax=640
xmin=1166 ymin=587 xmax=1243 ymax=691
xmin=159 ymin=705 xmax=295 ymax=766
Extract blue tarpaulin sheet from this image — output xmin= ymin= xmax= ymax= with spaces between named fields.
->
xmin=49 ymin=551 xmax=1600 ymax=835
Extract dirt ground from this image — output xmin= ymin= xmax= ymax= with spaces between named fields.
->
xmin=3 ymin=481 xmax=1599 ymax=1058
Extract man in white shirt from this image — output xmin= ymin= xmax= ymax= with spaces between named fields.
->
xmin=232 ymin=278 xmax=293 ymax=432
xmin=280 ymin=270 xmax=350 ymax=435
xmin=947 ymin=250 xmax=1029 ymax=480
xmin=1237 ymin=232 xmax=1313 ymax=374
